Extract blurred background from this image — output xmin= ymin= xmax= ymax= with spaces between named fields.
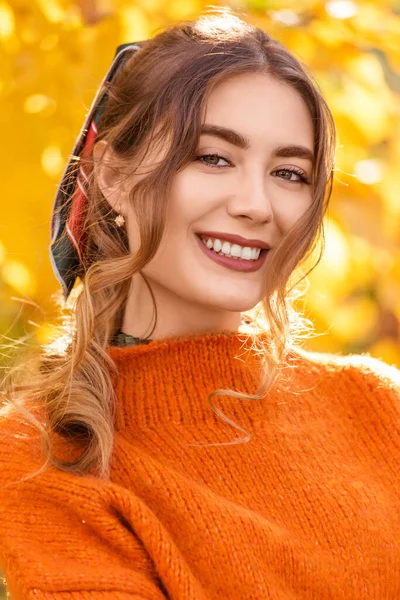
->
xmin=0 ymin=0 xmax=400 ymax=596
xmin=1 ymin=0 xmax=400 ymax=363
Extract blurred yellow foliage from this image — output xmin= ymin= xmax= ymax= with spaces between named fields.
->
xmin=0 ymin=0 xmax=399 ymax=366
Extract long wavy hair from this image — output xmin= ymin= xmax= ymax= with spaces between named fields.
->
xmin=0 ymin=9 xmax=336 ymax=481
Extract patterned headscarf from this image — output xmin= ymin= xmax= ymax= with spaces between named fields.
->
xmin=49 ymin=41 xmax=144 ymax=300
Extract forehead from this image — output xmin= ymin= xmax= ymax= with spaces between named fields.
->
xmin=202 ymin=72 xmax=314 ymax=151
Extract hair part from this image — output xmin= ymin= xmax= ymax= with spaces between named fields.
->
xmin=0 ymin=8 xmax=336 ymax=483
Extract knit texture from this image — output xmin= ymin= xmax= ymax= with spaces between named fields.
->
xmin=1 ymin=330 xmax=400 ymax=599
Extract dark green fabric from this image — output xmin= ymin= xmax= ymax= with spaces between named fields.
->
xmin=109 ymin=330 xmax=152 ymax=347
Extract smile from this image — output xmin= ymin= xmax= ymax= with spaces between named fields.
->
xmin=200 ymin=235 xmax=262 ymax=260
xmin=195 ymin=234 xmax=268 ymax=273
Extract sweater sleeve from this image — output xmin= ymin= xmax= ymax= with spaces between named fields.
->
xmin=344 ymin=354 xmax=400 ymax=404
xmin=0 ymin=410 xmax=167 ymax=600
xmin=330 ymin=354 xmax=400 ymax=472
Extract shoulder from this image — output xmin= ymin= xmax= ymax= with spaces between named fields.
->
xmin=0 ymin=402 xmax=50 ymax=491
xmin=284 ymin=347 xmax=400 ymax=405
xmin=297 ymin=348 xmax=399 ymax=383
xmin=0 ymin=401 xmax=85 ymax=488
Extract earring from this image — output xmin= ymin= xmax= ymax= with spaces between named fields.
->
xmin=114 ymin=203 xmax=125 ymax=227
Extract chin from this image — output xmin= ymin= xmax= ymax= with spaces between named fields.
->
xmin=202 ymin=293 xmax=262 ymax=314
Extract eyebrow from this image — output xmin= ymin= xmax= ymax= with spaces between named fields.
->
xmin=200 ymin=124 xmax=314 ymax=163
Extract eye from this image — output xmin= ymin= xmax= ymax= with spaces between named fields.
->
xmin=273 ymin=167 xmax=311 ymax=185
xmin=195 ymin=153 xmax=232 ymax=168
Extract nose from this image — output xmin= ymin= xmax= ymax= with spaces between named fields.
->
xmin=227 ymin=170 xmax=273 ymax=224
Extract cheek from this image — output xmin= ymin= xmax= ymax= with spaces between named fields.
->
xmin=274 ymin=192 xmax=313 ymax=232
xmin=165 ymin=169 xmax=220 ymax=223
xmin=125 ymin=171 xmax=203 ymax=255
xmin=138 ymin=173 xmax=209 ymax=269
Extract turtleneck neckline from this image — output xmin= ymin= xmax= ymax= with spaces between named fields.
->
xmin=107 ymin=329 xmax=269 ymax=432
xmin=110 ymin=318 xmax=257 ymax=348
xmin=109 ymin=327 xmax=254 ymax=349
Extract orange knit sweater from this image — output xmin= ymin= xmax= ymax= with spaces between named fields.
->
xmin=1 ymin=331 xmax=400 ymax=600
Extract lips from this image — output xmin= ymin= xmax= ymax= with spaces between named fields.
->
xmin=196 ymin=230 xmax=271 ymax=250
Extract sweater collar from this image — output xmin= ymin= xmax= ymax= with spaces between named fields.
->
xmin=107 ymin=329 xmax=268 ymax=431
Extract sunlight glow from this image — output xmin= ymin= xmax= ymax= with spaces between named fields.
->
xmin=326 ymin=1 xmax=358 ymax=19
xmin=355 ymin=159 xmax=383 ymax=184
xmin=41 ymin=145 xmax=64 ymax=177
xmin=0 ymin=1 xmax=14 ymax=39
xmin=2 ymin=261 xmax=33 ymax=294
xmin=24 ymin=94 xmax=57 ymax=115
xmin=271 ymin=10 xmax=301 ymax=27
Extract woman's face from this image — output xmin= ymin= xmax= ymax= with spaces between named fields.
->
xmin=100 ymin=72 xmax=315 ymax=335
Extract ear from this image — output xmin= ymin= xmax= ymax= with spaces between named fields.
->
xmin=93 ymin=140 xmax=127 ymax=213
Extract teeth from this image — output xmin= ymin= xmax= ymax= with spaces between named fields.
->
xmin=230 ymin=244 xmax=242 ymax=258
xmin=200 ymin=236 xmax=262 ymax=261
xmin=213 ymin=239 xmax=222 ymax=253
xmin=241 ymin=247 xmax=253 ymax=260
xmin=221 ymin=241 xmax=231 ymax=255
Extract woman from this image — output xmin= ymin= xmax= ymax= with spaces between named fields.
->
xmin=1 ymin=10 xmax=400 ymax=600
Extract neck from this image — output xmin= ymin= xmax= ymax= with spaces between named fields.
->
xmin=121 ymin=272 xmax=243 ymax=341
